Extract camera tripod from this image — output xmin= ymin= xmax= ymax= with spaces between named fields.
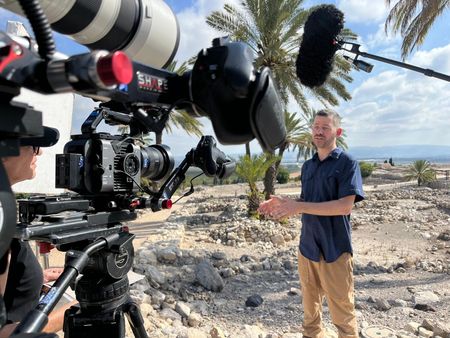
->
xmin=63 ymin=237 xmax=147 ymax=338
xmin=13 ymin=208 xmax=149 ymax=338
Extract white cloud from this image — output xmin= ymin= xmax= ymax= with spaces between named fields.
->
xmin=337 ymin=0 xmax=389 ymax=24
xmin=339 ymin=44 xmax=450 ymax=147
xmin=410 ymin=44 xmax=450 ymax=74
xmin=365 ymin=23 xmax=401 ymax=53
xmin=174 ymin=0 xmax=241 ymax=62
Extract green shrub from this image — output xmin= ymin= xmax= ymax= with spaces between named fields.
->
xmin=359 ymin=161 xmax=374 ymax=178
xmin=15 ymin=193 xmax=30 ymax=199
xmin=276 ymin=166 xmax=290 ymax=184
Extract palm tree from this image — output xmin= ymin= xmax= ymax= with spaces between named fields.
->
xmin=295 ymin=107 xmax=348 ymax=161
xmin=405 ymin=160 xmax=436 ymax=186
xmin=154 ymin=60 xmax=204 ymax=145
xmin=236 ymin=153 xmax=279 ymax=215
xmin=385 ymin=0 xmax=450 ymax=60
xmin=206 ymin=0 xmax=355 ymax=199
xmin=207 ymin=1 xmax=355 ymax=110
xmin=263 ymin=111 xmax=307 ymax=199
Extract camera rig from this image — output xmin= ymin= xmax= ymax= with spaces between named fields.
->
xmin=0 ymin=0 xmax=286 ymax=335
xmin=0 ymin=5 xmax=286 ymax=246
xmin=12 ymin=133 xmax=233 ymax=337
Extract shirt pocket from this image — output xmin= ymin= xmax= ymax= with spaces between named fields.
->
xmin=325 ymin=170 xmax=341 ymax=198
xmin=301 ymin=171 xmax=315 ymax=198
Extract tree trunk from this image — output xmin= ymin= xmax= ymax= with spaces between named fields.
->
xmin=274 ymin=146 xmax=286 ymax=179
xmin=263 ymin=165 xmax=276 ymax=200
xmin=263 ymin=144 xmax=286 ymax=200
xmin=245 ymin=142 xmax=251 ymax=157
xmin=248 ymin=190 xmax=261 ymax=216
xmin=263 ymin=150 xmax=276 ymax=200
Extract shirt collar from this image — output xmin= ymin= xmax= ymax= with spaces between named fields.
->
xmin=312 ymin=147 xmax=343 ymax=162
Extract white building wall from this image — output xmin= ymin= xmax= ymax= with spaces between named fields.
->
xmin=12 ymin=89 xmax=74 ymax=194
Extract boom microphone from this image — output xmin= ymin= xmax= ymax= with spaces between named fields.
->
xmin=296 ymin=4 xmax=344 ymax=88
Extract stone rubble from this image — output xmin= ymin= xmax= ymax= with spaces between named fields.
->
xmin=126 ymin=185 xmax=450 ymax=337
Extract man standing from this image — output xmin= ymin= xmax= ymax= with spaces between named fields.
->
xmin=258 ymin=109 xmax=364 ymax=337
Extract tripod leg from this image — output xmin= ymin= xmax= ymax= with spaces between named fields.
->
xmin=124 ymin=300 xmax=148 ymax=338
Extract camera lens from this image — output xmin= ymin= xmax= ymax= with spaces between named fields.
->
xmin=2 ymin=0 xmax=180 ymax=68
xmin=140 ymin=144 xmax=174 ymax=181
xmin=122 ymin=153 xmax=139 ymax=176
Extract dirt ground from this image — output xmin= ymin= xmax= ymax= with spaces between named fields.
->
xmin=38 ymin=166 xmax=450 ymax=336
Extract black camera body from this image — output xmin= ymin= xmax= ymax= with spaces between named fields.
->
xmin=56 ymin=133 xmax=173 ymax=195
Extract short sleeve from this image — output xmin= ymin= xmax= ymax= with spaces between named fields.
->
xmin=338 ymin=159 xmax=364 ymax=203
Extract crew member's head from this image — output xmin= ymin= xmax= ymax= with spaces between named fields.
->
xmin=1 ymin=127 xmax=59 ymax=185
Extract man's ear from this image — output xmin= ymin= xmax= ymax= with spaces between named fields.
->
xmin=336 ymin=128 xmax=343 ymax=137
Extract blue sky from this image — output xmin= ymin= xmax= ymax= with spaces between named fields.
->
xmin=2 ymin=0 xmax=450 ymax=157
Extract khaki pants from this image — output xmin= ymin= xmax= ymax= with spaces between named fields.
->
xmin=298 ymin=251 xmax=358 ymax=338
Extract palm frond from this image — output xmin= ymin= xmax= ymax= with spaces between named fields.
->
xmin=385 ymin=0 xmax=450 ymax=59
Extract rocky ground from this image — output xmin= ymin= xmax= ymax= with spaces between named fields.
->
xmin=123 ymin=177 xmax=450 ymax=338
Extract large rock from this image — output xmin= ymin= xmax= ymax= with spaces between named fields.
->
xmin=270 ymin=234 xmax=285 ymax=246
xmin=195 ymin=260 xmax=224 ymax=292
xmin=413 ymin=291 xmax=440 ymax=305
xmin=187 ymin=312 xmax=202 ymax=327
xmin=146 ymin=288 xmax=166 ymax=308
xmin=433 ymin=322 xmax=450 ymax=337
xmin=157 ymin=246 xmax=179 ymax=264
xmin=245 ymin=294 xmax=263 ymax=308
xmin=145 ymin=266 xmax=166 ymax=286
xmin=237 ymin=325 xmax=267 ymax=338
xmin=137 ymin=248 xmax=158 ymax=265
xmin=375 ymin=298 xmax=391 ymax=311
xmin=159 ymin=307 xmax=182 ymax=321
xmin=210 ymin=326 xmax=226 ymax=338
xmin=175 ymin=301 xmax=191 ymax=318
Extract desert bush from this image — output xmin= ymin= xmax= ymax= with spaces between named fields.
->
xmin=359 ymin=161 xmax=374 ymax=178
xmin=276 ymin=166 xmax=290 ymax=184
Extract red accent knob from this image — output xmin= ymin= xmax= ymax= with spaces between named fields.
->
xmin=162 ymin=199 xmax=172 ymax=209
xmin=97 ymin=51 xmax=133 ymax=86
xmin=130 ymin=200 xmax=140 ymax=208
xmin=38 ymin=242 xmax=54 ymax=254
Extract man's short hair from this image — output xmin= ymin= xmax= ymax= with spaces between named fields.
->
xmin=315 ymin=109 xmax=341 ymax=128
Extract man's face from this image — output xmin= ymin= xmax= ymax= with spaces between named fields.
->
xmin=2 ymin=146 xmax=41 ymax=185
xmin=312 ymin=115 xmax=342 ymax=150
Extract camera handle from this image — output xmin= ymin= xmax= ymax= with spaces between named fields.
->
xmin=144 ymin=136 xmax=235 ymax=211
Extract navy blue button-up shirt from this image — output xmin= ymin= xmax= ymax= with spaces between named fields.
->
xmin=299 ymin=147 xmax=364 ymax=263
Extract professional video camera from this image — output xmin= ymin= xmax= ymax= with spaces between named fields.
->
xmin=0 ymin=0 xmax=286 ymax=336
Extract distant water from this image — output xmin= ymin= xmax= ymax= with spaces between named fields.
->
xmin=281 ymin=156 xmax=450 ymax=166
xmin=355 ymin=156 xmax=450 ymax=165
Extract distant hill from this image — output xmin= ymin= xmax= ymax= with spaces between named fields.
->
xmin=277 ymin=145 xmax=450 ymax=164
xmin=347 ymin=145 xmax=450 ymax=160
